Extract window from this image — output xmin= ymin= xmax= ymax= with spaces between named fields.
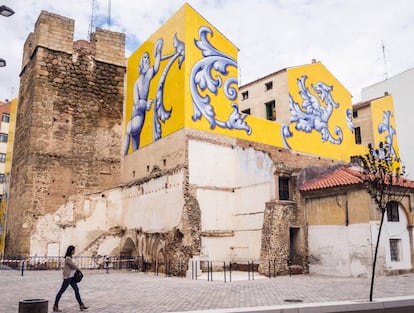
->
xmin=265 ymin=81 xmax=273 ymax=91
xmin=242 ymin=108 xmax=251 ymax=115
xmin=279 ymin=176 xmax=290 ymax=200
xmin=0 ymin=174 xmax=5 ymax=183
xmin=265 ymin=100 xmax=276 ymax=121
xmin=0 ymin=153 xmax=5 ymax=163
xmin=354 ymin=127 xmax=361 ymax=144
xmin=2 ymin=113 xmax=10 ymax=123
xmin=387 ymin=201 xmax=399 ymax=222
xmin=352 ymin=110 xmax=358 ymax=118
xmin=241 ymin=91 xmax=249 ymax=100
xmin=389 ymin=239 xmax=401 ymax=262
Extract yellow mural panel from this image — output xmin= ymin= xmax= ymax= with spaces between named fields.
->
xmin=283 ymin=63 xmax=366 ymax=161
xmin=370 ymin=95 xmax=401 ymax=163
xmin=124 ymin=5 xmax=186 ymax=155
xmin=125 ymin=4 xmax=398 ymax=165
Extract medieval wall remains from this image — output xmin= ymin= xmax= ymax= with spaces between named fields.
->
xmin=5 ymin=11 xmax=126 ymax=256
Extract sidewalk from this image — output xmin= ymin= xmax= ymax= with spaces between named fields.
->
xmin=0 ymin=269 xmax=413 ymax=313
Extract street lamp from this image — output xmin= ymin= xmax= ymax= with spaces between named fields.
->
xmin=0 ymin=5 xmax=14 ymax=17
xmin=0 ymin=5 xmax=14 ymax=68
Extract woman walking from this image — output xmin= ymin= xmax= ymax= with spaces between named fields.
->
xmin=53 ymin=245 xmax=89 ymax=312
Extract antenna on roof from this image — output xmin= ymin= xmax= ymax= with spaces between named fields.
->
xmin=108 ymin=0 xmax=111 ymax=30
xmin=88 ymin=0 xmax=95 ymax=39
xmin=381 ymin=40 xmax=388 ymax=80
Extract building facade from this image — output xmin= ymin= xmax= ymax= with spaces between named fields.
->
xmin=361 ymin=68 xmax=414 ymax=176
xmin=4 ymin=5 xmax=413 ymax=277
xmin=0 ymin=99 xmax=11 ymax=255
xmin=301 ymin=166 xmax=414 ymax=277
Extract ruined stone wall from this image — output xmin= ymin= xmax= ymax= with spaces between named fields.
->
xmin=5 ymin=11 xmax=125 ymax=256
xmin=260 ymin=200 xmax=303 ymax=276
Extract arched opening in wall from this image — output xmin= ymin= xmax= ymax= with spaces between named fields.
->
xmin=120 ymin=237 xmax=136 ymax=257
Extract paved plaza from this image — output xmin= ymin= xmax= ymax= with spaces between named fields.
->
xmin=0 ymin=269 xmax=413 ymax=313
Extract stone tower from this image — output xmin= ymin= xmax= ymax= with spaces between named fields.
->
xmin=5 ymin=11 xmax=126 ymax=256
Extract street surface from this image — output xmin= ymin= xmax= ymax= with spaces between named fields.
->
xmin=0 ymin=269 xmax=413 ymax=312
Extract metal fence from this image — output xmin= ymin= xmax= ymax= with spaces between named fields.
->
xmin=0 ymin=256 xmax=293 ymax=281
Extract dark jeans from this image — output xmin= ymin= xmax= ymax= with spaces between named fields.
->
xmin=54 ymin=277 xmax=83 ymax=305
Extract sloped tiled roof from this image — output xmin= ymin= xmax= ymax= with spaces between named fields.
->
xmin=299 ymin=167 xmax=363 ymax=192
xmin=300 ymin=166 xmax=414 ymax=192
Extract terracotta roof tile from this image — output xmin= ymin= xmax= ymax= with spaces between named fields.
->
xmin=299 ymin=167 xmax=363 ymax=192
xmin=300 ymin=166 xmax=414 ymax=192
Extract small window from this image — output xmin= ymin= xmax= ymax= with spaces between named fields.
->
xmin=265 ymin=81 xmax=273 ymax=91
xmin=0 ymin=174 xmax=5 ymax=183
xmin=279 ymin=176 xmax=290 ymax=200
xmin=265 ymin=100 xmax=276 ymax=121
xmin=0 ymin=133 xmax=7 ymax=143
xmin=352 ymin=110 xmax=358 ymax=118
xmin=354 ymin=127 xmax=361 ymax=144
xmin=387 ymin=201 xmax=399 ymax=222
xmin=2 ymin=113 xmax=10 ymax=123
xmin=389 ymin=239 xmax=401 ymax=262
xmin=241 ymin=91 xmax=249 ymax=100
xmin=0 ymin=153 xmax=5 ymax=163
xmin=242 ymin=108 xmax=251 ymax=115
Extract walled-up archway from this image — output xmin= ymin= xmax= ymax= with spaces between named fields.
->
xmin=120 ymin=237 xmax=136 ymax=258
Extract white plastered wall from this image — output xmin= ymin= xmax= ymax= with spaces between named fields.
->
xmin=189 ymin=140 xmax=274 ymax=261
xmin=308 ymin=224 xmax=372 ymax=277
xmin=122 ymin=171 xmax=184 ymax=232
xmin=308 ymin=206 xmax=412 ymax=277
xmin=29 ymin=169 xmax=185 ymax=257
xmin=382 ymin=206 xmax=412 ymax=271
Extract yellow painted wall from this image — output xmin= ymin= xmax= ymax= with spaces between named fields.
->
xmin=125 ymin=5 xmax=398 ymax=164
xmin=124 ymin=4 xmax=286 ymax=155
xmin=124 ymin=5 xmax=187 ymax=154
xmin=369 ymin=96 xmax=400 ymax=162
xmin=285 ymin=63 xmax=366 ymax=160
xmin=0 ymin=98 xmax=17 ymax=255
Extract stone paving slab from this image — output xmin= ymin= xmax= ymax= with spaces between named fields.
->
xmin=0 ymin=269 xmax=413 ymax=313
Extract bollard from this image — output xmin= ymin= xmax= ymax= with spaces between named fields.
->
xmin=223 ymin=261 xmax=226 ymax=283
xmin=21 ymin=260 xmax=24 ymax=276
xmin=105 ymin=256 xmax=110 ymax=274
xmin=18 ymin=299 xmax=48 ymax=313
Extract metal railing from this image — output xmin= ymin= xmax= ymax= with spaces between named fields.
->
xmin=1 ymin=255 xmax=297 ymax=280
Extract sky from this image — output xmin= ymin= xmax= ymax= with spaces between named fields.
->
xmin=1 ymin=0 xmax=413 ymax=102
xmin=0 ymin=0 xmax=413 ymax=173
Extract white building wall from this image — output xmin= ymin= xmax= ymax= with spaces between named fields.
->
xmin=123 ymin=171 xmax=184 ymax=232
xmin=361 ymin=68 xmax=414 ymax=176
xmin=382 ymin=206 xmax=412 ymax=271
xmin=309 ymin=206 xmax=412 ymax=277
xmin=189 ymin=140 xmax=274 ymax=261
xmin=308 ymin=224 xmax=372 ymax=277
xmin=29 ymin=169 xmax=185 ymax=257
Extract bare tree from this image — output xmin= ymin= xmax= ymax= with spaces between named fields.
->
xmin=359 ymin=142 xmax=407 ymax=302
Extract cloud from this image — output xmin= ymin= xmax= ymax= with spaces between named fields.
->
xmin=0 ymin=0 xmax=413 ymax=104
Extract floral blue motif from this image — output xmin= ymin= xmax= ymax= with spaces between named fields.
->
xmin=346 ymin=109 xmax=354 ymax=133
xmin=190 ymin=26 xmax=251 ymax=135
xmin=378 ymin=110 xmax=398 ymax=162
xmin=282 ymin=75 xmax=342 ymax=149
xmin=153 ymin=34 xmax=185 ymax=141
